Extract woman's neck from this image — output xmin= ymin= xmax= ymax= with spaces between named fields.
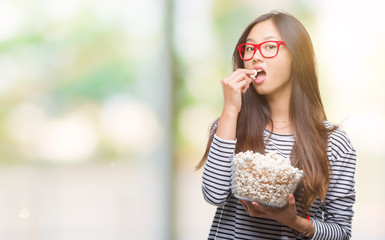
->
xmin=266 ymin=93 xmax=290 ymax=122
xmin=266 ymin=93 xmax=292 ymax=134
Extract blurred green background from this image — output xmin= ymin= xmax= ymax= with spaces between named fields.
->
xmin=0 ymin=0 xmax=384 ymax=239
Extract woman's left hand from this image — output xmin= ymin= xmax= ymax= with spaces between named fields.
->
xmin=239 ymin=194 xmax=298 ymax=226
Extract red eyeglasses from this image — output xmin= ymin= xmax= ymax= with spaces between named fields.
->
xmin=237 ymin=41 xmax=286 ymax=60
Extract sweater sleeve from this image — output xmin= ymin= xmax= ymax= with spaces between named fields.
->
xmin=201 ymin=134 xmax=236 ymax=206
xmin=311 ymin=129 xmax=356 ymax=240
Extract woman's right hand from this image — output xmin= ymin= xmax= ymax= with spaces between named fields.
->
xmin=220 ymin=68 xmax=254 ymax=115
xmin=216 ymin=69 xmax=254 ymax=140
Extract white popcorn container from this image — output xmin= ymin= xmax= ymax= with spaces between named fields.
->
xmin=231 ymin=151 xmax=305 ymax=208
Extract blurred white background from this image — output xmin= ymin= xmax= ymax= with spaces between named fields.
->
xmin=0 ymin=0 xmax=384 ymax=239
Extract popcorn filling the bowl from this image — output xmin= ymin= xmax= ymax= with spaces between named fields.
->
xmin=232 ymin=151 xmax=304 ymax=208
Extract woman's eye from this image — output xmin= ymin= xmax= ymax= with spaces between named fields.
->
xmin=265 ymin=44 xmax=277 ymax=50
xmin=246 ymin=47 xmax=254 ymax=52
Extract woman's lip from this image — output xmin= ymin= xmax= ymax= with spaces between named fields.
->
xmin=255 ymin=77 xmax=265 ymax=84
xmin=254 ymin=67 xmax=265 ymax=72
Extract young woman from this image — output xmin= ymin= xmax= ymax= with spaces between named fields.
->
xmin=197 ymin=11 xmax=356 ymax=239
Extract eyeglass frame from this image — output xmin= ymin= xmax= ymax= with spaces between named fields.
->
xmin=237 ymin=41 xmax=286 ymax=60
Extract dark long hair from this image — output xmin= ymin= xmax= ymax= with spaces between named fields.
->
xmin=197 ymin=11 xmax=337 ymax=212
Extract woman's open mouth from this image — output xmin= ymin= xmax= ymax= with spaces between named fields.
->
xmin=252 ymin=69 xmax=266 ymax=84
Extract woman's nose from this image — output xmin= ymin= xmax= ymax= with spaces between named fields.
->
xmin=252 ymin=48 xmax=264 ymax=62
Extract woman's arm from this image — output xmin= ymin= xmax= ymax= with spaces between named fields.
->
xmin=201 ymin=69 xmax=253 ymax=205
xmin=311 ymin=129 xmax=356 ymax=240
xmin=201 ymin=110 xmax=239 ymax=206
xmin=201 ymin=134 xmax=236 ymax=206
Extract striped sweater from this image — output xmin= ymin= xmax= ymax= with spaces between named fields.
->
xmin=202 ymin=124 xmax=356 ymax=240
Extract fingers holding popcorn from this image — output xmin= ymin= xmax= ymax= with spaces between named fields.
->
xmin=240 ymin=200 xmax=264 ymax=218
xmin=220 ymin=69 xmax=254 ymax=113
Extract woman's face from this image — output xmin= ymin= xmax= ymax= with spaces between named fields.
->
xmin=244 ymin=20 xmax=293 ymax=99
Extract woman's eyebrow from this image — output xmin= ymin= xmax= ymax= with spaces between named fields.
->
xmin=245 ymin=35 xmax=279 ymax=43
xmin=263 ymin=35 xmax=279 ymax=41
xmin=245 ymin=38 xmax=255 ymax=43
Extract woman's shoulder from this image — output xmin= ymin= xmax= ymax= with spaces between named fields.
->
xmin=324 ymin=121 xmax=356 ymax=160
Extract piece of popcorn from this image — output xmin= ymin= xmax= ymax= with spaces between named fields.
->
xmin=232 ymin=151 xmax=304 ymax=207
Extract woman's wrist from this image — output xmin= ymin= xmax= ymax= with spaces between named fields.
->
xmin=216 ymin=108 xmax=238 ymax=140
xmin=288 ymin=215 xmax=314 ymax=239
xmin=222 ymin=105 xmax=240 ymax=117
xmin=285 ymin=215 xmax=308 ymax=234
